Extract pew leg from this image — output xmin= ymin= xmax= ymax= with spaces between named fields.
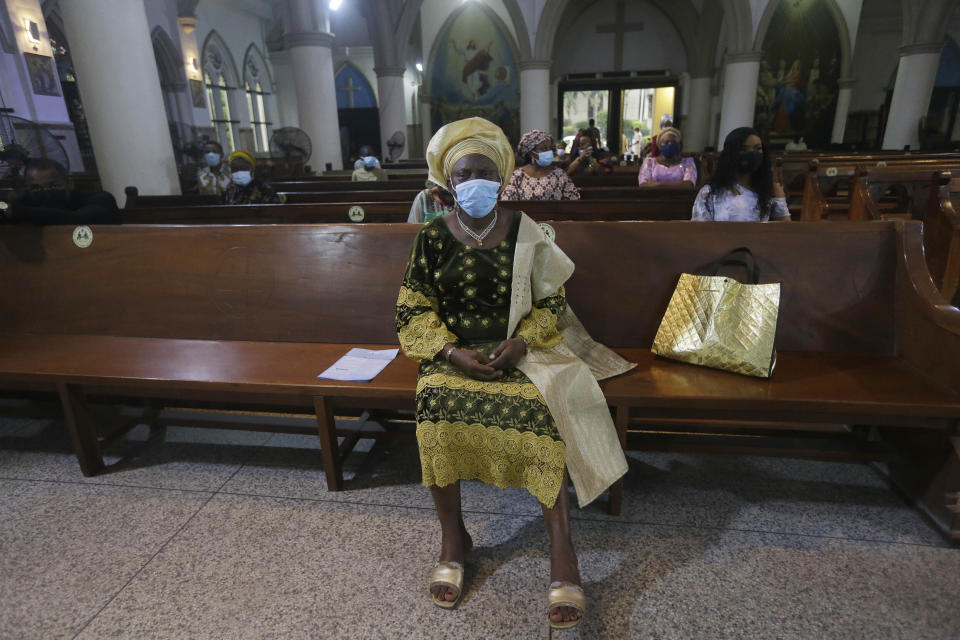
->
xmin=313 ymin=396 xmax=344 ymax=492
xmin=875 ymin=422 xmax=960 ymax=545
xmin=608 ymin=406 xmax=629 ymax=516
xmin=56 ymin=383 xmax=104 ymax=477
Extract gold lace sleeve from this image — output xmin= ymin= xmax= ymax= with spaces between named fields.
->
xmin=514 ymin=286 xmax=566 ymax=349
xmin=396 ymin=227 xmax=458 ymax=363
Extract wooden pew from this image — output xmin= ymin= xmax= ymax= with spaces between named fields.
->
xmin=0 ymin=221 xmax=958 ymax=539
xmin=924 ymin=172 xmax=960 ymax=304
xmin=123 ymin=184 xmax=696 ymax=215
xmin=797 ymin=164 xmax=960 ymax=305
xmin=121 ymin=196 xmax=696 ymax=224
xmin=782 ymin=153 xmax=960 ymax=207
xmin=799 ymin=160 xmax=960 ymax=221
xmin=273 ymin=172 xmax=645 ymax=188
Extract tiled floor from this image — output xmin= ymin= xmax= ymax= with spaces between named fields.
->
xmin=1 ymin=412 xmax=958 ymax=640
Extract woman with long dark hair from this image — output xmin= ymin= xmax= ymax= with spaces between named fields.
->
xmin=691 ymin=127 xmax=789 ymax=221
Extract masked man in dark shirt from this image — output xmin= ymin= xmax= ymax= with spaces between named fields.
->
xmin=6 ymin=158 xmax=120 ymax=225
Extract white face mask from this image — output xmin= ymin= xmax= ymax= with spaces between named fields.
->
xmin=452 ymin=178 xmax=501 ymax=218
xmin=231 ymin=170 xmax=253 ymax=187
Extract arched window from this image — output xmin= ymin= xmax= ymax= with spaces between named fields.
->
xmin=244 ymin=81 xmax=270 ymax=152
xmin=205 ymin=71 xmax=235 ymax=151
xmin=243 ymin=45 xmax=273 ymax=153
xmin=202 ymin=31 xmax=240 ymax=152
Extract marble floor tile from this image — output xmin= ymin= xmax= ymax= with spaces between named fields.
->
xmin=581 ymin=452 xmax=947 ymax=546
xmin=0 ymin=417 xmax=272 ymax=492
xmin=0 ymin=479 xmax=210 ymax=640
xmin=72 ymin=492 xmax=959 ymax=640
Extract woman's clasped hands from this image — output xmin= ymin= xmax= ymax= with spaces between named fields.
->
xmin=447 ymin=337 xmax=527 ymax=380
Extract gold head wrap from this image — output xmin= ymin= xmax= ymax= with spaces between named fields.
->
xmin=426 ymin=117 xmax=514 ymax=194
xmin=657 ymin=127 xmax=682 ymax=145
xmin=229 ymin=149 xmax=256 ymax=168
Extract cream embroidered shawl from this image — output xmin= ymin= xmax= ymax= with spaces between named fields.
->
xmin=509 ymin=213 xmax=634 ymax=507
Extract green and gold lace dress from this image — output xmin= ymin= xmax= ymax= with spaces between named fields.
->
xmin=396 ymin=213 xmax=568 ymax=507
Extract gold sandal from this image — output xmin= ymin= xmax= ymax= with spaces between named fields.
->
xmin=547 ymin=581 xmax=585 ymax=629
xmin=429 ymin=561 xmax=464 ymax=609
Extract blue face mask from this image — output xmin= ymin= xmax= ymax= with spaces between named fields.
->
xmin=452 ymin=178 xmax=500 ymax=218
xmin=660 ymin=142 xmax=681 ymax=159
xmin=231 ymin=170 xmax=253 ymax=187
xmin=362 ymin=156 xmax=377 ymax=168
xmin=556 ymin=148 xmax=565 ymax=157
xmin=536 ymin=150 xmax=554 ymax=167
xmin=204 ymin=152 xmax=221 ymax=167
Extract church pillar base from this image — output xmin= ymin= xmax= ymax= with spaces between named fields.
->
xmin=520 ymin=60 xmax=552 ymax=136
xmin=60 ymin=0 xmax=180 ymax=200
xmin=288 ymin=34 xmax=343 ymax=171
xmin=882 ymin=44 xmax=943 ymax=150
xmin=375 ymin=68 xmax=409 ymax=162
xmin=831 ymin=79 xmax=856 ymax=145
xmin=684 ymin=76 xmax=713 ymax=153
xmin=717 ymin=52 xmax=762 ymax=148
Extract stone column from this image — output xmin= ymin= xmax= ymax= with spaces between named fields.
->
xmin=519 ymin=60 xmax=552 ymax=135
xmin=375 ymin=66 xmax=408 ymax=161
xmin=60 ymin=0 xmax=180 ymax=199
xmin=684 ymin=76 xmax=713 ymax=152
xmin=419 ymin=90 xmax=433 ymax=158
xmin=830 ymin=78 xmax=856 ymax=144
xmin=717 ymin=52 xmax=761 ymax=147
xmin=285 ymin=31 xmax=342 ymax=171
xmin=176 ymin=8 xmax=202 ymax=127
xmin=882 ymin=43 xmax=943 ymax=150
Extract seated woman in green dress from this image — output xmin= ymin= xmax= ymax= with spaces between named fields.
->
xmin=396 ymin=117 xmax=632 ymax=630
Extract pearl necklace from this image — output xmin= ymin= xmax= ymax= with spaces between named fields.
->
xmin=456 ymin=209 xmax=498 ymax=247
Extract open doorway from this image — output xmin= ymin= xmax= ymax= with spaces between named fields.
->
xmin=559 ymin=79 xmax=677 ymax=157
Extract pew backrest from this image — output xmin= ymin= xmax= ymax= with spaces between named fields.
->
xmin=120 ymin=196 xmax=697 ymax=224
xmin=0 ymin=221 xmax=900 ymax=356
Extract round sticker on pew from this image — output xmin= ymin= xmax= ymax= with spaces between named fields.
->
xmin=72 ymin=225 xmax=93 ymax=248
xmin=825 ymin=167 xmax=838 ymax=177
xmin=539 ymin=223 xmax=556 ymax=242
xmin=347 ymin=205 xmax=365 ymax=222
xmin=876 ymin=161 xmax=888 ymax=167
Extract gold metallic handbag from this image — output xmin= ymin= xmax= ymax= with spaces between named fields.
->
xmin=651 ymin=248 xmax=781 ymax=378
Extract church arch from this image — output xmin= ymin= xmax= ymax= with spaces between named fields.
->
xmin=425 ymin=1 xmax=522 ymax=140
xmin=242 ymin=44 xmax=275 ymax=153
xmin=534 ymin=0 xmax=569 ymax=62
xmin=201 ymin=30 xmax=241 ymax=152
xmin=152 ymin=26 xmax=189 ymax=157
xmin=242 ymin=44 xmax=274 ymax=91
xmin=548 ymin=0 xmax=694 ymax=78
xmin=0 ymin=6 xmax=15 ymax=54
xmin=499 ymin=0 xmax=532 ymax=60
xmin=201 ymin=30 xmax=240 ymax=86
xmin=152 ymin=27 xmax=184 ymax=90
xmin=395 ymin=0 xmax=423 ymax=64
xmin=754 ymin=0 xmax=852 ymax=78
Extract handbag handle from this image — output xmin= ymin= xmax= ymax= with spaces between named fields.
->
xmin=705 ymin=247 xmax=760 ymax=284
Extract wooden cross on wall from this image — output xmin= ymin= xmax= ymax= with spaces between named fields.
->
xmin=596 ymin=0 xmax=644 ymax=71
xmin=339 ymin=77 xmax=360 ymax=108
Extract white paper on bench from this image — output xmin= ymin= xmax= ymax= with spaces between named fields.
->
xmin=317 ymin=348 xmax=400 ymax=382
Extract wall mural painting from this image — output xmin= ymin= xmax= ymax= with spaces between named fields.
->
xmin=429 ymin=3 xmax=520 ymax=143
xmin=754 ymin=0 xmax=841 ymax=148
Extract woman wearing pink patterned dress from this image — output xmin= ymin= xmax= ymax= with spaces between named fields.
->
xmin=637 ymin=127 xmax=697 ymax=188
xmin=501 ymin=130 xmax=581 ymax=201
